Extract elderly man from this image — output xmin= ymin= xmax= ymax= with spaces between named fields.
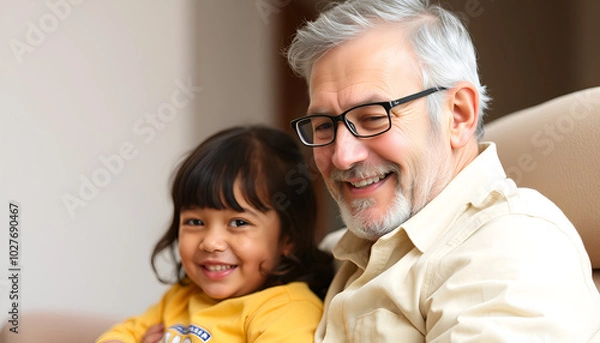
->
xmin=286 ymin=0 xmax=600 ymax=341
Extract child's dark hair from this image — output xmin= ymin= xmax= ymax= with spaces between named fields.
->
xmin=151 ymin=125 xmax=333 ymax=299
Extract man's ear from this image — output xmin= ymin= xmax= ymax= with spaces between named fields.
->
xmin=446 ymin=81 xmax=479 ymax=149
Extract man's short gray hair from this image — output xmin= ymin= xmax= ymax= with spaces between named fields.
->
xmin=286 ymin=0 xmax=490 ymax=138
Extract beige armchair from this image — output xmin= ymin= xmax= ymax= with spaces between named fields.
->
xmin=483 ymin=86 xmax=600 ymax=290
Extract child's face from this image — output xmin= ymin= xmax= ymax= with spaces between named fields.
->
xmin=178 ymin=182 xmax=292 ymax=300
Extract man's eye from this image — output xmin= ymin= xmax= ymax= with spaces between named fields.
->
xmin=354 ymin=113 xmax=389 ymax=132
xmin=364 ymin=115 xmax=388 ymax=122
xmin=230 ymin=219 xmax=250 ymax=228
xmin=314 ymin=121 xmax=333 ymax=133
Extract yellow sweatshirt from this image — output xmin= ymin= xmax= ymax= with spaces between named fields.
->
xmin=96 ymin=281 xmax=322 ymax=343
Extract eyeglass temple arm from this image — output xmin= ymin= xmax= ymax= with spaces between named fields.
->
xmin=390 ymin=86 xmax=447 ymax=107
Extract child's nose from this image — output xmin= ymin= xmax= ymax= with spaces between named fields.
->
xmin=200 ymin=229 xmax=227 ymax=252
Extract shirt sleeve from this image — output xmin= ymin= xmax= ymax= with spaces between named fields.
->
xmin=424 ymin=215 xmax=600 ymax=342
xmin=95 ymin=286 xmax=174 ymax=343
xmin=246 ymin=289 xmax=323 ymax=343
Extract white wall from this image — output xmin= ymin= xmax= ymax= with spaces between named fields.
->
xmin=0 ymin=0 xmax=276 ymax=324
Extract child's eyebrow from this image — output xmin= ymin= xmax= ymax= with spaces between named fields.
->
xmin=179 ymin=208 xmax=198 ymax=215
xmin=239 ymin=205 xmax=273 ymax=218
xmin=239 ymin=206 xmax=261 ymax=218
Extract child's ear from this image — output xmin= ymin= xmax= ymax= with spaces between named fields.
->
xmin=281 ymin=236 xmax=295 ymax=257
xmin=446 ymin=81 xmax=479 ymax=149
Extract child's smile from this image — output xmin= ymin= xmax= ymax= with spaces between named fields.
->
xmin=200 ymin=260 xmax=237 ymax=280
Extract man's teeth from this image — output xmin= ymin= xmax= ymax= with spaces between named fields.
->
xmin=205 ymin=265 xmax=234 ymax=272
xmin=350 ymin=175 xmax=386 ymax=188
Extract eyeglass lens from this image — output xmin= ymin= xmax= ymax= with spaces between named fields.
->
xmin=297 ymin=104 xmax=390 ymax=145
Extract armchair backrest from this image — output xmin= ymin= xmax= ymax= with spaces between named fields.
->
xmin=483 ymin=87 xmax=600 ymax=290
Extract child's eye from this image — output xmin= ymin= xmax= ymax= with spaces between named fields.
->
xmin=184 ymin=219 xmax=204 ymax=226
xmin=229 ymin=219 xmax=250 ymax=228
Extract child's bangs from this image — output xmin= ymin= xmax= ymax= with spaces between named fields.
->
xmin=176 ymin=140 xmax=270 ymax=213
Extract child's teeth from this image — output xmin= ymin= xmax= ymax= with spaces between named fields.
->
xmin=206 ymin=265 xmax=234 ymax=271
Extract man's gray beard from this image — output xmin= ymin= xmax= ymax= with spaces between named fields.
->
xmin=326 ymin=163 xmax=411 ymax=241
xmin=337 ymin=186 xmax=411 ymax=241
xmin=328 ymin=127 xmax=452 ymax=241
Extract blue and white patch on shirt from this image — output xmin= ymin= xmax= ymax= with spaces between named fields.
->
xmin=166 ymin=324 xmax=212 ymax=342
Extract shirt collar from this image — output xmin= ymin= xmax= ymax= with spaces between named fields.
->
xmin=402 ymin=142 xmax=506 ymax=252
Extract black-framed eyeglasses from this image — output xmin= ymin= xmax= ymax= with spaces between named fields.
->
xmin=290 ymin=86 xmax=447 ymax=147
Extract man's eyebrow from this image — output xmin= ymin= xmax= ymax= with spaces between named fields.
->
xmin=307 ymin=95 xmax=388 ymax=116
xmin=306 ymin=107 xmax=332 ymax=116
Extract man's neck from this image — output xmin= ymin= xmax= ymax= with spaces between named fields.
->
xmin=452 ymin=139 xmax=480 ymax=177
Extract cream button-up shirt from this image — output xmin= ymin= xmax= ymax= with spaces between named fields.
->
xmin=316 ymin=142 xmax=600 ymax=342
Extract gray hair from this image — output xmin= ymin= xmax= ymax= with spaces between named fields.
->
xmin=286 ymin=0 xmax=490 ymax=138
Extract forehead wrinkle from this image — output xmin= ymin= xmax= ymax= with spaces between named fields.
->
xmin=308 ymin=36 xmax=422 ymax=116
xmin=308 ymin=81 xmax=397 ymax=116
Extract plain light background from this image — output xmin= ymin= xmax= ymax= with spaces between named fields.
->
xmin=0 ymin=0 xmax=279 ymax=322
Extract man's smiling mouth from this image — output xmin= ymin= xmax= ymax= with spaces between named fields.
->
xmin=349 ymin=173 xmax=392 ymax=188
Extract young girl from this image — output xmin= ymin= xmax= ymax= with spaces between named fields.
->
xmin=96 ymin=125 xmax=333 ymax=343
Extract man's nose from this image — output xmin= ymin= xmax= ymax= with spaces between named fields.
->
xmin=331 ymin=121 xmax=368 ymax=171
